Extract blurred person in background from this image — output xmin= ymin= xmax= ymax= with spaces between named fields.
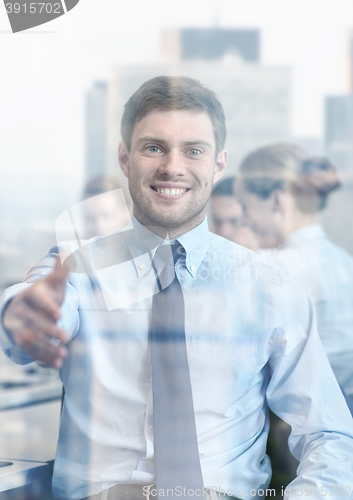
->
xmin=236 ymin=142 xmax=353 ymax=488
xmin=82 ymin=176 xmax=131 ymax=239
xmin=236 ymin=142 xmax=353 ymax=404
xmin=210 ymin=176 xmax=258 ymax=250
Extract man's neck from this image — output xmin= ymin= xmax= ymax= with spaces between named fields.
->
xmin=282 ymin=211 xmax=319 ymax=242
xmin=132 ymin=209 xmax=206 ymax=240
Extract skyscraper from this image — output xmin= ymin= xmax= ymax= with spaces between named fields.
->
xmin=325 ymin=94 xmax=353 ymax=171
xmin=161 ymin=28 xmax=260 ymax=63
xmin=85 ymin=81 xmax=108 ymax=180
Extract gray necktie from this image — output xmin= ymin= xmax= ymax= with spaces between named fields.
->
xmin=151 ymin=243 xmax=205 ymax=499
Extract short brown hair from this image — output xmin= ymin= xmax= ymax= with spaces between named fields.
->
xmin=121 ymin=76 xmax=226 ymax=155
xmin=239 ymin=143 xmax=341 ymax=213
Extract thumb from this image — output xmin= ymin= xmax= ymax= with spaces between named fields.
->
xmin=45 ymin=257 xmax=69 ymax=299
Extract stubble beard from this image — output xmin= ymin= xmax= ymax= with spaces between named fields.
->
xmin=130 ymin=181 xmax=211 ymax=239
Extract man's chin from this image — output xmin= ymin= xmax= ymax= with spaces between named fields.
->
xmin=147 ymin=215 xmax=185 ymax=229
xmin=133 ymin=201 xmax=205 ymax=235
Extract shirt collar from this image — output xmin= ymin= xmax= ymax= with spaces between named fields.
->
xmin=128 ymin=214 xmax=210 ymax=278
xmin=177 ymin=217 xmax=210 ymax=277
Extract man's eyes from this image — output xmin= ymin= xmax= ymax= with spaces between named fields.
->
xmin=144 ymin=146 xmax=203 ymax=155
xmin=148 ymin=145 xmax=162 ymax=153
xmin=230 ymin=219 xmax=241 ymax=227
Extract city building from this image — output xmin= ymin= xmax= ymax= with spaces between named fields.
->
xmin=161 ymin=28 xmax=260 ymax=62
xmin=324 ymin=94 xmax=353 ymax=172
xmin=294 ymin=137 xmax=324 ymax=156
xmin=85 ymin=81 xmax=108 ymax=180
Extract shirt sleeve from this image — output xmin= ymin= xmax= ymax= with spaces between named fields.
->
xmin=266 ymin=278 xmax=353 ymax=496
xmin=0 ymin=247 xmax=80 ymax=365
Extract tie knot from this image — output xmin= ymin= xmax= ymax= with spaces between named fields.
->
xmin=155 ymin=243 xmax=185 ymax=268
xmin=171 ymin=244 xmax=185 ymax=265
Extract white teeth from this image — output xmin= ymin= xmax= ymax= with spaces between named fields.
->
xmin=155 ymin=188 xmax=187 ymax=196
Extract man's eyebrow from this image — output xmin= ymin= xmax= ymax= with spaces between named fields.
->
xmin=182 ymin=140 xmax=212 ymax=149
xmin=136 ymin=137 xmax=212 ymax=148
xmin=137 ymin=136 xmax=166 ymax=144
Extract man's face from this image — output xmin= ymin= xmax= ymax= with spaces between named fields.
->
xmin=83 ymin=192 xmax=131 ymax=239
xmin=118 ymin=109 xmax=227 ymax=236
xmin=235 ymin=178 xmax=281 ymax=248
xmin=211 ymin=195 xmax=258 ymax=250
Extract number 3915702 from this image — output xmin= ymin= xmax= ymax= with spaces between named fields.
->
xmin=5 ymin=3 xmax=62 ymax=14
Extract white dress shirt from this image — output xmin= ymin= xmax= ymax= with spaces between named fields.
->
xmin=1 ymin=217 xmax=353 ymax=500
xmin=261 ymin=224 xmax=353 ymax=401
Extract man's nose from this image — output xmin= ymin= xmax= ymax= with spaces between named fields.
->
xmin=242 ymin=212 xmax=252 ymax=227
xmin=157 ymin=150 xmax=185 ymax=177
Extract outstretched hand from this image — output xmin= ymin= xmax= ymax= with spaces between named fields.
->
xmin=3 ymin=258 xmax=69 ymax=368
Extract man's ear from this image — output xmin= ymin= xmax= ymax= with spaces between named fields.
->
xmin=213 ymin=149 xmax=227 ymax=184
xmin=118 ymin=140 xmax=130 ymax=179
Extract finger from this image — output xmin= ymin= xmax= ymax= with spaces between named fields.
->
xmin=31 ymin=338 xmax=67 ymax=368
xmin=19 ymin=307 xmax=68 ymax=344
xmin=37 ymin=332 xmax=68 ymax=361
xmin=23 ymin=287 xmax=62 ymax=322
xmin=21 ymin=331 xmax=68 ymax=368
xmin=3 ymin=295 xmax=58 ymax=335
xmin=46 ymin=257 xmax=68 ymax=287
xmin=44 ymin=257 xmax=69 ymax=308
xmin=4 ymin=298 xmax=69 ymax=349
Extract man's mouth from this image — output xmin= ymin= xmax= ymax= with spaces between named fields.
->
xmin=151 ymin=186 xmax=189 ymax=196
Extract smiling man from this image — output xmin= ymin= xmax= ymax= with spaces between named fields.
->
xmin=118 ymin=79 xmax=226 ymax=237
xmin=1 ymin=76 xmax=353 ymax=500
xmin=119 ymin=109 xmax=225 ymax=234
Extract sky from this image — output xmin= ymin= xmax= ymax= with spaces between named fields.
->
xmin=0 ymin=0 xmax=353 ymax=178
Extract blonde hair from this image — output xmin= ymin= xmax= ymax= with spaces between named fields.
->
xmin=239 ymin=143 xmax=341 ymax=213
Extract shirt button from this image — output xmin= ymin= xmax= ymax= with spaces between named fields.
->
xmin=147 ymin=459 xmax=154 ymax=467
xmin=191 ymin=265 xmax=196 ymax=272
xmin=151 ymin=427 xmax=154 ymax=433
xmin=139 ymin=263 xmax=145 ymax=270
